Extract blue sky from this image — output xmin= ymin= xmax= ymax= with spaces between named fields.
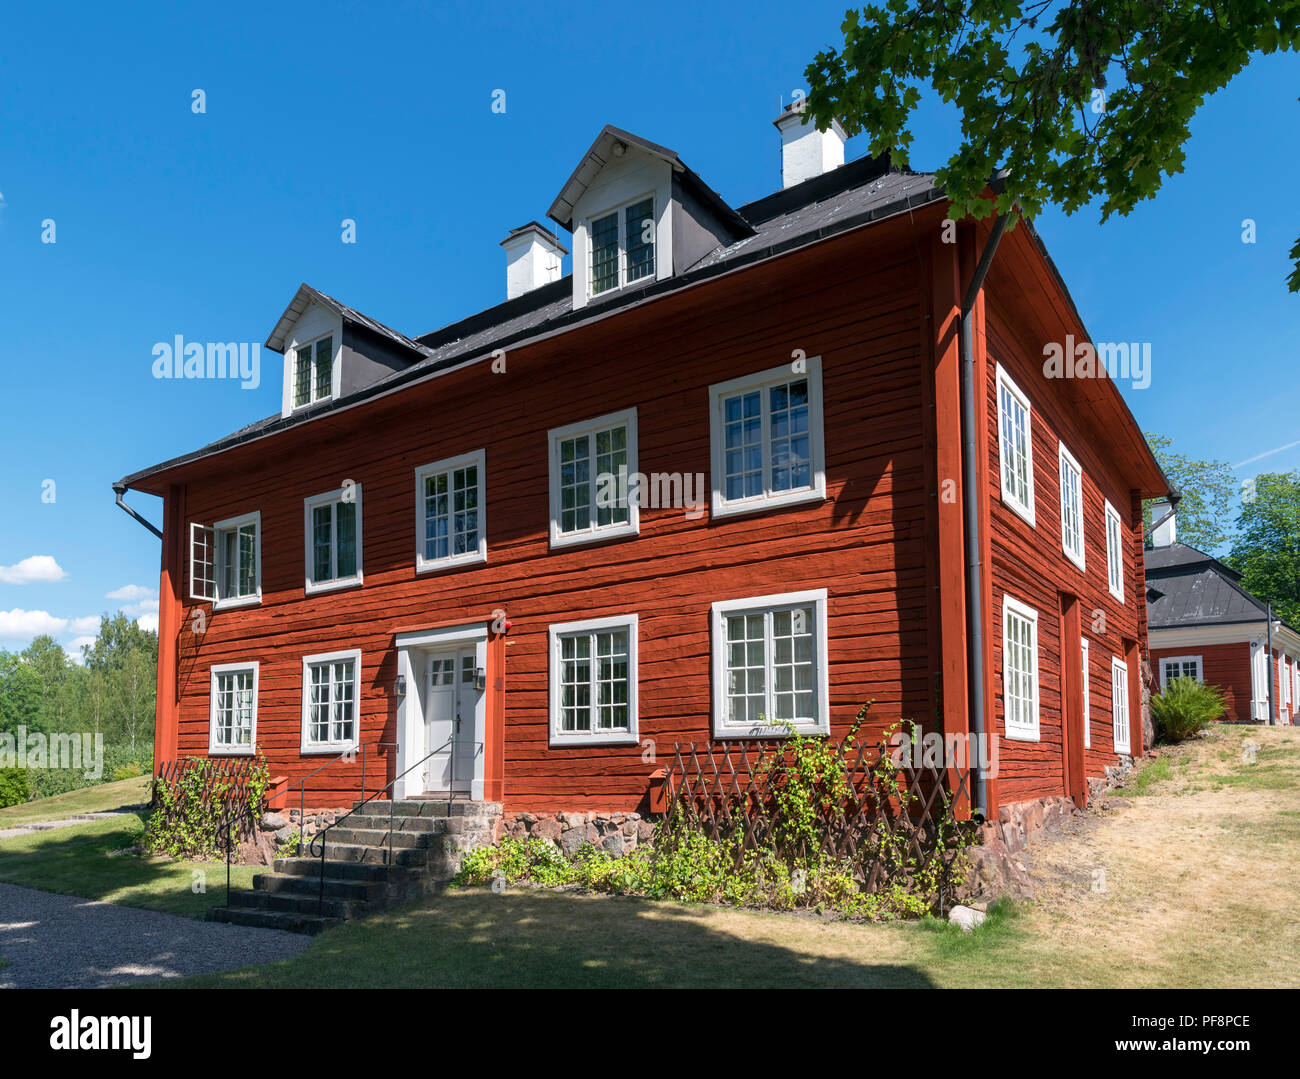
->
xmin=1 ymin=1 xmax=1296 ymax=657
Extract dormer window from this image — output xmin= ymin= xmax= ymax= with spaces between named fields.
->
xmin=292 ymin=334 xmax=334 ymax=408
xmin=588 ymin=197 xmax=655 ymax=297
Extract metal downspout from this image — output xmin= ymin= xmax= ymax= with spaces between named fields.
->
xmin=113 ymin=483 xmax=164 ymax=540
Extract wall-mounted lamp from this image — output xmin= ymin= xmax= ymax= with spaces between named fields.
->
xmin=474 ymin=667 xmax=487 ymax=691
xmin=394 ymin=674 xmax=406 ymax=698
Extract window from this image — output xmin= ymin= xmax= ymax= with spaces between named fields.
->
xmin=1105 ymin=500 xmax=1125 ymax=602
xmin=1111 ymin=656 xmax=1130 ymax=754
xmin=709 ymin=358 xmax=826 ymax=519
xmin=415 ymin=450 xmax=487 ymax=573
xmin=292 ymin=334 xmax=335 ymax=408
xmin=548 ymin=408 xmax=639 ymax=548
xmin=1081 ymin=637 xmax=1091 ymax=750
xmin=304 ymin=486 xmax=363 ymax=593
xmin=548 ymin=616 xmax=638 ymax=746
xmin=710 ymin=590 xmax=829 ymax=738
xmin=1160 ymin=655 xmax=1203 ymax=688
xmin=1001 ymin=596 xmax=1040 ymax=741
xmin=1058 ymin=442 xmax=1085 ymax=570
xmin=996 ymin=363 xmax=1035 ymax=525
xmin=189 ymin=512 xmax=261 ymax=608
xmin=587 ymin=196 xmax=656 ymax=296
xmin=301 ymin=650 xmax=361 ymax=752
xmin=1281 ymin=656 xmax=1292 ymax=713
xmin=209 ymin=663 xmax=257 ymax=754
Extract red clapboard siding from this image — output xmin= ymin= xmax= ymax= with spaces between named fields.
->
xmin=1150 ymin=642 xmax=1255 ymax=724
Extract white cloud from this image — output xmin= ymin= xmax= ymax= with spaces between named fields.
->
xmin=0 ymin=555 xmax=68 ymax=584
xmin=106 ymin=584 xmax=157 ymax=602
xmin=136 ymin=613 xmax=159 ymax=633
xmin=65 ymin=636 xmax=97 ymax=663
xmin=0 ymin=608 xmax=68 ymax=639
xmin=67 ymin=615 xmax=102 ymax=635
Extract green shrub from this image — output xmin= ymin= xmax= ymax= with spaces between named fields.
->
xmin=1151 ymin=677 xmax=1226 ymax=743
xmin=143 ymin=754 xmax=270 ymax=860
xmin=0 ymin=768 xmax=29 ymax=808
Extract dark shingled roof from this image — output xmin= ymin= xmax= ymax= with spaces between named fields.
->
xmin=1145 ymin=542 xmax=1270 ymax=629
xmin=117 ymin=153 xmax=944 ymax=489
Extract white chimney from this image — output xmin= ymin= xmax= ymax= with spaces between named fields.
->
xmin=1149 ymin=498 xmax=1177 ymax=547
xmin=501 ymin=222 xmax=568 ymax=300
xmin=774 ymin=103 xmax=847 ymax=189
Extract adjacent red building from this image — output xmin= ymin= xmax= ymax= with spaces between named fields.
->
xmin=117 ymin=113 xmax=1170 ymax=822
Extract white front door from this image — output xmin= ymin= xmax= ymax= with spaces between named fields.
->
xmin=423 ymin=650 xmax=476 ymax=793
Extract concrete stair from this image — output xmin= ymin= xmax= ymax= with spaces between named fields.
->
xmin=207 ymin=798 xmax=501 ymax=935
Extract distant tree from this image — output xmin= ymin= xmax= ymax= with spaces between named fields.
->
xmin=113 ymin=648 xmax=157 ymax=753
xmin=1142 ymin=434 xmax=1238 ymax=552
xmin=81 ymin=613 xmax=157 ymax=674
xmin=1226 ymin=471 xmax=1300 ymax=626
xmin=803 ymin=2 xmax=1300 ymax=291
xmin=21 ymin=636 xmax=72 ymax=731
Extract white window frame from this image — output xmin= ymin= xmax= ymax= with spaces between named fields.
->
xmin=547 ymin=407 xmax=639 ymax=549
xmin=1058 ymin=441 xmax=1085 ymax=571
xmin=300 ymin=649 xmax=362 ymax=754
xmin=710 ymin=589 xmax=830 ymax=739
xmin=995 ymin=363 xmax=1035 ymax=526
xmin=1081 ymin=637 xmax=1091 ymax=750
xmin=208 ymin=662 xmax=258 ymax=755
xmin=192 ymin=511 xmax=262 ymax=610
xmin=290 ymin=332 xmax=339 ymax=410
xmin=1281 ymin=655 xmax=1292 ymax=712
xmin=415 ymin=450 xmax=488 ymax=574
xmin=1159 ymin=654 xmax=1203 ymax=689
xmin=304 ymin=486 xmax=364 ymax=594
xmin=547 ymin=615 xmax=639 ymax=747
xmin=1001 ymin=595 xmax=1040 ymax=742
xmin=1105 ymin=499 xmax=1125 ymax=602
xmin=709 ymin=358 xmax=827 ymax=520
xmin=584 ymin=193 xmax=657 ymax=298
xmin=1111 ymin=655 xmax=1131 ymax=754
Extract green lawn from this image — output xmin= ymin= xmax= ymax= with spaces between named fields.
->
xmin=0 ymin=775 xmax=152 ymax=828
xmin=0 ymin=813 xmax=258 ymax=919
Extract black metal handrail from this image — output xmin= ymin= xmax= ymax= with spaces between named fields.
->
xmin=307 ymin=739 xmax=484 ymax=915
xmin=285 ymin=741 xmax=398 ymax=850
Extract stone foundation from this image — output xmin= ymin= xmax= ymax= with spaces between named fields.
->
xmin=236 ymin=807 xmax=350 ymax=866
xmin=496 ymin=811 xmax=658 ymax=857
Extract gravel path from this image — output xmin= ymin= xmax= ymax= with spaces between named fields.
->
xmin=0 ymin=882 xmax=312 ymax=987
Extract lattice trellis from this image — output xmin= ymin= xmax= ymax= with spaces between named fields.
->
xmin=152 ymin=757 xmax=261 ymax=841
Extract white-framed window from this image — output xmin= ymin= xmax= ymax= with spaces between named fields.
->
xmin=1160 ymin=654 xmax=1203 ymax=688
xmin=1293 ymin=658 xmax=1300 ymax=706
xmin=415 ymin=450 xmax=487 ymax=573
xmin=209 ymin=662 xmax=258 ymax=755
xmin=301 ymin=649 xmax=361 ymax=753
xmin=709 ymin=358 xmax=826 ymax=519
xmin=1058 ymin=442 xmax=1085 ymax=570
xmin=1251 ymin=641 xmax=1270 ymax=721
xmin=710 ymin=589 xmax=830 ymax=739
xmin=291 ymin=333 xmax=336 ymax=409
xmin=1001 ymin=595 xmax=1040 ymax=741
xmin=189 ymin=511 xmax=262 ymax=608
xmin=1081 ymin=637 xmax=1091 ymax=750
xmin=586 ymin=195 xmax=656 ymax=297
xmin=304 ymin=486 xmax=363 ymax=594
xmin=1281 ymin=655 xmax=1292 ymax=712
xmin=1105 ymin=499 xmax=1125 ymax=602
xmin=548 ymin=408 xmax=639 ymax=549
xmin=1111 ymin=656 xmax=1130 ymax=754
xmin=548 ymin=615 xmax=639 ymax=746
xmin=996 ymin=363 xmax=1035 ymax=525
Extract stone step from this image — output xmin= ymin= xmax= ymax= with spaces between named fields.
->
xmin=226 ymin=889 xmax=361 ymax=920
xmin=319 ymin=842 xmax=430 ymax=867
xmin=207 ymin=905 xmax=341 ymax=936
xmin=358 ymin=799 xmax=502 ymax=819
xmin=326 ymin=827 xmax=439 ymax=849
xmin=252 ymin=872 xmax=391 ymax=903
xmin=342 ymin=813 xmax=444 ymax=833
xmin=274 ymin=857 xmax=416 ymax=882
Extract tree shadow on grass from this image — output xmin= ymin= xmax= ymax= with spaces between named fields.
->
xmin=192 ymin=887 xmax=938 ymax=989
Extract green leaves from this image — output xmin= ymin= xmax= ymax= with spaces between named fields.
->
xmin=805 ymin=0 xmax=1300 ymax=290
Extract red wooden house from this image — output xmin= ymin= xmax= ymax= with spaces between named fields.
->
xmin=1145 ymin=505 xmax=1300 ymax=725
xmin=117 ymin=111 xmax=1170 ymax=826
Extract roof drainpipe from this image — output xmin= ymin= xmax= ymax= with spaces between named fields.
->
xmin=113 ymin=483 xmax=164 ymax=540
xmin=960 ymin=201 xmax=1013 ymax=818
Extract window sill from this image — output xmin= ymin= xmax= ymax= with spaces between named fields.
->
xmin=208 ymin=746 xmax=256 ymax=757
xmin=1004 ymin=726 xmax=1040 ymax=743
xmin=711 ymin=485 xmax=825 ymax=521
xmin=1001 ymin=494 xmax=1036 ymax=528
xmin=1108 ymin=586 xmax=1125 ymax=604
xmin=1064 ymin=547 xmax=1086 ymax=573
xmin=214 ymin=594 xmax=261 ymax=611
xmin=300 ymin=743 xmax=359 ymax=756
xmin=549 ymin=521 xmax=639 ymax=551
xmin=549 ymin=732 xmax=639 ymax=748
xmin=711 ymin=720 xmax=829 ymax=740
xmin=305 ymin=575 xmax=364 ymax=596
xmin=416 ymin=550 xmax=487 ymax=576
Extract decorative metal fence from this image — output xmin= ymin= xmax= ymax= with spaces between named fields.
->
xmin=152 ymin=757 xmax=262 ymax=842
xmin=662 ymin=738 xmax=975 ymax=907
